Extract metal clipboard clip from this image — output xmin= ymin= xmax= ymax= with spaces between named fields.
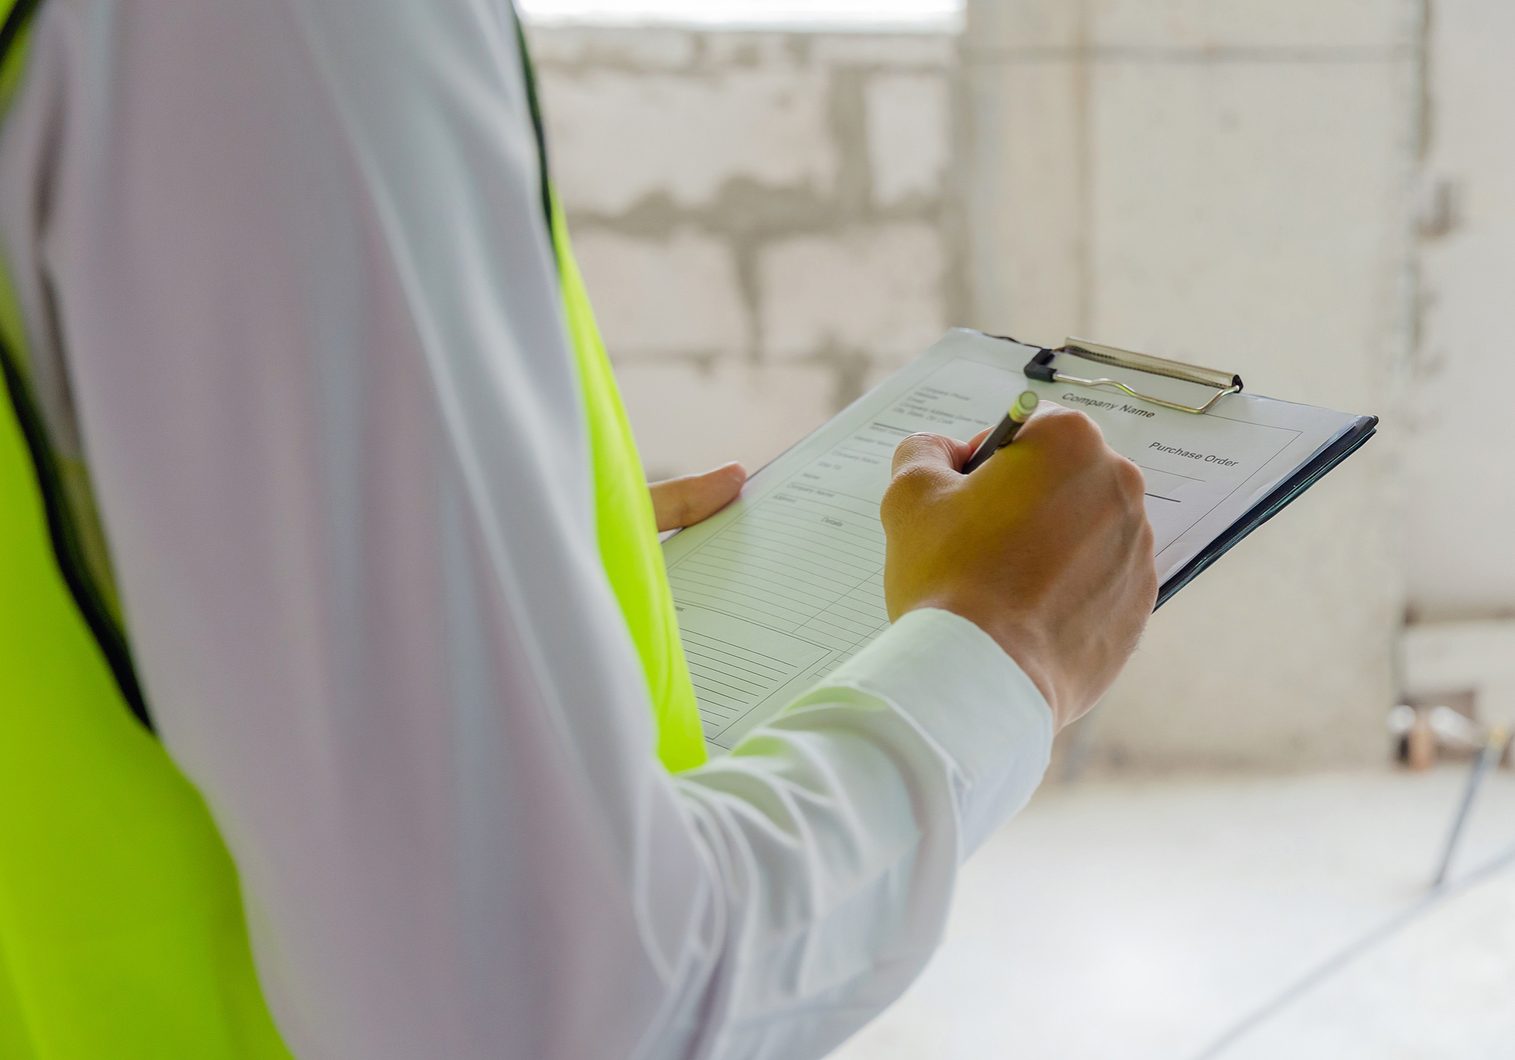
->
xmin=1024 ymin=338 xmax=1244 ymax=415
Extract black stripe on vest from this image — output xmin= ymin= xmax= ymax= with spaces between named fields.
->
xmin=1 ymin=0 xmax=153 ymax=731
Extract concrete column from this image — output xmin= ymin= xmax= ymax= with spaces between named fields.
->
xmin=1409 ymin=0 xmax=1515 ymax=618
xmin=962 ymin=0 xmax=1421 ymax=767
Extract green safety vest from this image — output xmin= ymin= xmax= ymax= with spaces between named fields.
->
xmin=0 ymin=2 xmax=704 ymax=1054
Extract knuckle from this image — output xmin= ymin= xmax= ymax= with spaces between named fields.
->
xmin=892 ymin=432 xmax=944 ymax=468
xmin=897 ymin=431 xmax=938 ymax=449
xmin=1038 ymin=408 xmax=1104 ymax=456
xmin=1133 ymin=523 xmax=1158 ymax=599
xmin=890 ymin=435 xmax=924 ymax=469
xmin=1113 ymin=456 xmax=1146 ymax=499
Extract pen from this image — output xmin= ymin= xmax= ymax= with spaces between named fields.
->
xmin=961 ymin=390 xmax=1040 ymax=474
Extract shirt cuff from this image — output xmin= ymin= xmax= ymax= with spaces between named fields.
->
xmin=804 ymin=608 xmax=1055 ymax=853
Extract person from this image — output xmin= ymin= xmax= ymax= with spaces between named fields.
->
xmin=0 ymin=2 xmax=1157 ymax=1057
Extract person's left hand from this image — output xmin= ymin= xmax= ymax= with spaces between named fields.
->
xmin=650 ymin=462 xmax=748 ymax=532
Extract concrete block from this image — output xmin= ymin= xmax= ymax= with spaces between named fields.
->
xmin=1092 ymin=459 xmax=1402 ymax=769
xmin=539 ymin=68 xmax=837 ymax=214
xmin=1074 ymin=59 xmax=1413 ymax=766
xmin=966 ymin=0 xmax=1418 ymax=54
xmin=962 ymin=62 xmax=1087 ymax=345
xmin=809 ymin=32 xmax=956 ymax=69
xmin=526 ymin=24 xmax=698 ymax=70
xmin=865 ymin=72 xmax=952 ymax=207
xmin=1087 ymin=60 xmax=1411 ymax=412
xmin=698 ymin=32 xmax=806 ymax=71
xmin=1401 ymin=621 xmax=1515 ymax=725
xmin=573 ymin=227 xmax=750 ymax=360
xmin=1089 ymin=0 xmax=1420 ymax=51
xmin=759 ymin=224 xmax=948 ymax=363
xmin=965 ymin=2 xmax=1085 ymax=51
xmin=613 ymin=360 xmax=840 ymax=481
xmin=962 ymin=35 xmax=1414 ymax=766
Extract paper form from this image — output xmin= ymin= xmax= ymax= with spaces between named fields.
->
xmin=664 ymin=330 xmax=1360 ymax=750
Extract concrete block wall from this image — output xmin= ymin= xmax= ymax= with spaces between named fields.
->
xmin=529 ymin=5 xmax=1508 ymax=769
xmin=530 ymin=25 xmax=961 ymax=479
xmin=965 ymin=0 xmax=1421 ymax=769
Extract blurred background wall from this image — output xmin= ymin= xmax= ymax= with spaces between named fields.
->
xmin=526 ymin=0 xmax=1515 ymax=772
xmin=532 ymin=25 xmax=963 ymax=480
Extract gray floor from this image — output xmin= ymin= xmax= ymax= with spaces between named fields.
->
xmin=833 ymin=767 xmax=1515 ymax=1059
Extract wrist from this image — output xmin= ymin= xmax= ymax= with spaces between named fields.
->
xmin=907 ymin=597 xmax=1066 ymax=728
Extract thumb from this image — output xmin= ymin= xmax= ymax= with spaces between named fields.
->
xmin=650 ymin=462 xmax=748 ymax=532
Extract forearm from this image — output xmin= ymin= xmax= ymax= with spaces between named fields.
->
xmin=662 ymin=610 xmax=1052 ymax=1057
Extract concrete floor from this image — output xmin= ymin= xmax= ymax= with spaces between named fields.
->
xmin=832 ymin=767 xmax=1515 ymax=1060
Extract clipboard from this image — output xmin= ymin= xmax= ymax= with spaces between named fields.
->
xmin=1008 ymin=336 xmax=1379 ymax=610
xmin=663 ymin=327 xmax=1378 ymax=748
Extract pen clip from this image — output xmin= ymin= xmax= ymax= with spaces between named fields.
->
xmin=1024 ymin=339 xmax=1244 ymax=415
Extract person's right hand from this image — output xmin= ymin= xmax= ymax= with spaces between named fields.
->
xmin=880 ymin=406 xmax=1157 ymax=730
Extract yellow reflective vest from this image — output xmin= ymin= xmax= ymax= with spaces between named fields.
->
xmin=0 ymin=2 xmax=703 ymax=1054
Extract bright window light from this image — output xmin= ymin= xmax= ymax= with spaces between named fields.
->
xmin=519 ymin=0 xmax=963 ymax=30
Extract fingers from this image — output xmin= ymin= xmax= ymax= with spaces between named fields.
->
xmin=650 ymin=462 xmax=748 ymax=532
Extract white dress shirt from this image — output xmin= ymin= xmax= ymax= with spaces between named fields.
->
xmin=0 ymin=3 xmax=1053 ymax=1057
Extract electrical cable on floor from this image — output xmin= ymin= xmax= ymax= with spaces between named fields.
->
xmin=1190 ymin=836 xmax=1515 ymax=1059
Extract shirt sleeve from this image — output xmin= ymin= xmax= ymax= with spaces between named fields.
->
xmin=1 ymin=4 xmax=1052 ymax=1058
xmin=672 ymin=609 xmax=1051 ymax=1056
